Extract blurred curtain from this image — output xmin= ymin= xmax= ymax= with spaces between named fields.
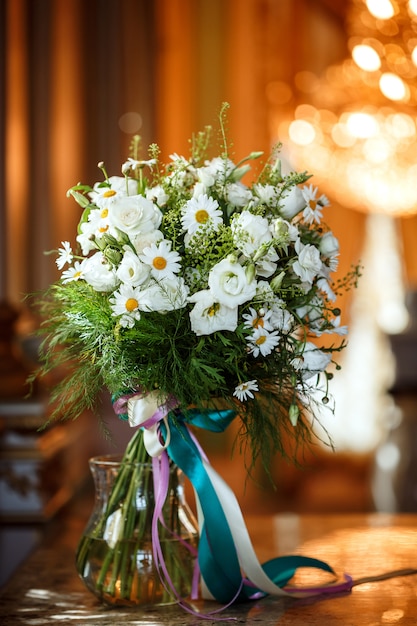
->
xmin=2 ymin=0 xmax=156 ymax=304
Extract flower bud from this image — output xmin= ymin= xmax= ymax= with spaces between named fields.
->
xmin=231 ymin=165 xmax=251 ymax=182
xmin=245 ymin=263 xmax=256 ymax=283
xmin=270 ymin=271 xmax=285 ymax=292
xmin=249 ymin=151 xmax=264 ymax=160
xmin=289 ymin=403 xmax=299 ymax=426
xmin=104 ymin=248 xmax=123 ymax=266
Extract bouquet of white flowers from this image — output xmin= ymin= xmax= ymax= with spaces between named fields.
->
xmin=34 ymin=104 xmax=359 ymax=611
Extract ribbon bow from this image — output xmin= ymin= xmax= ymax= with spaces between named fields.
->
xmin=113 ymin=392 xmax=351 ymax=614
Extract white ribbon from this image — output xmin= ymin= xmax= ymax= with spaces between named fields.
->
xmin=199 ymin=460 xmax=290 ymax=598
xmin=127 ymin=391 xmax=175 ymax=457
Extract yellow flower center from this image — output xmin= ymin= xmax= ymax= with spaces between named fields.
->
xmin=101 ymin=208 xmax=109 ymax=218
xmin=74 ymin=271 xmax=82 ymax=278
xmin=99 ymin=225 xmax=109 ymax=233
xmin=103 ymin=189 xmax=117 ymax=198
xmin=195 ymin=209 xmax=209 ymax=224
xmin=252 ymin=316 xmax=264 ymax=328
xmin=255 ymin=335 xmax=267 ymax=346
xmin=308 ymin=199 xmax=317 ymax=210
xmin=207 ymin=303 xmax=220 ymax=317
xmin=153 ymin=256 xmax=167 ymax=270
xmin=125 ymin=298 xmax=139 ymax=312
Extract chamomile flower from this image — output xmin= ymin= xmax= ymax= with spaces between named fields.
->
xmin=139 ymin=240 xmax=181 ymax=280
xmin=110 ymin=284 xmax=142 ymax=323
xmin=56 ymin=241 xmax=73 ymax=269
xmin=233 ymin=380 xmax=259 ymax=402
xmin=242 ymin=307 xmax=274 ymax=331
xmin=247 ymin=327 xmax=280 ymax=358
xmin=301 ymin=185 xmax=329 ymax=224
xmin=61 ymin=261 xmax=86 ymax=283
xmin=181 ymin=194 xmax=223 ymax=235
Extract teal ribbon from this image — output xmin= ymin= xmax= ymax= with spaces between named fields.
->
xmin=163 ymin=409 xmax=335 ymax=604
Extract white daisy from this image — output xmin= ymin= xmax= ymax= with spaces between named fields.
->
xmin=110 ymin=284 xmax=142 ymax=323
xmin=247 ymin=328 xmax=280 ymax=358
xmin=242 ymin=307 xmax=274 ymax=331
xmin=233 ymin=380 xmax=259 ymax=402
xmin=301 ymin=185 xmax=329 ymax=225
xmin=139 ymin=240 xmax=181 ymax=280
xmin=181 ymin=194 xmax=223 ymax=235
xmin=56 ymin=241 xmax=73 ymax=269
xmin=61 ymin=261 xmax=86 ymax=283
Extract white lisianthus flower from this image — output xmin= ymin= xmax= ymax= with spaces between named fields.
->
xmin=109 ymin=195 xmax=162 ymax=237
xmin=225 ymin=182 xmax=253 ymax=207
xmin=242 ymin=307 xmax=274 ymax=332
xmin=292 ymin=341 xmax=331 ymax=380
xmin=90 ymin=176 xmax=138 ymax=207
xmin=56 ymin=241 xmax=73 ymax=269
xmin=233 ymin=380 xmax=259 ymax=402
xmin=83 ymin=252 xmax=119 ymax=292
xmin=247 ymin=328 xmax=280 ymax=358
xmin=196 ymin=166 xmax=216 ymax=188
xmin=293 ymin=240 xmax=322 ymax=285
xmin=255 ymin=248 xmax=279 ymax=278
xmin=181 ymin=194 xmax=223 ymax=235
xmin=116 ymin=247 xmax=150 ymax=287
xmin=61 ymin=260 xmax=87 ymax=283
xmin=279 ymin=184 xmax=306 ymax=220
xmin=232 ymin=211 xmax=273 ymax=257
xmin=146 ymin=185 xmax=169 ymax=207
xmin=149 ymin=277 xmax=189 ymax=311
xmin=139 ymin=240 xmax=181 ymax=280
xmin=189 ymin=290 xmax=238 ymax=335
xmin=208 ymin=259 xmax=257 ymax=308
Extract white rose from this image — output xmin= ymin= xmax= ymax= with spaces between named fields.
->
xmin=109 ymin=195 xmax=162 ymax=237
xmin=208 ymin=259 xmax=256 ymax=308
xmin=319 ymin=231 xmax=340 ymax=258
xmin=189 ymin=290 xmax=238 ymax=336
xmin=131 ymin=230 xmax=164 ymax=255
xmin=83 ymin=252 xmax=119 ymax=292
xmin=116 ymin=248 xmax=150 ymax=286
xmin=279 ymin=185 xmax=306 ymax=220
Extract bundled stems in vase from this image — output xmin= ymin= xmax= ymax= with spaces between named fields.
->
xmin=76 ymin=429 xmax=199 ymax=606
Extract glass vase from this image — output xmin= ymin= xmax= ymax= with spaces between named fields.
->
xmin=76 ymin=456 xmax=199 ymax=607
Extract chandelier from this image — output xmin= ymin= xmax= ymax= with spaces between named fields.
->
xmin=279 ymin=0 xmax=417 ymax=217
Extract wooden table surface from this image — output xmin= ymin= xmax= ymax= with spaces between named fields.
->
xmin=1 ymin=501 xmax=416 ymax=625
